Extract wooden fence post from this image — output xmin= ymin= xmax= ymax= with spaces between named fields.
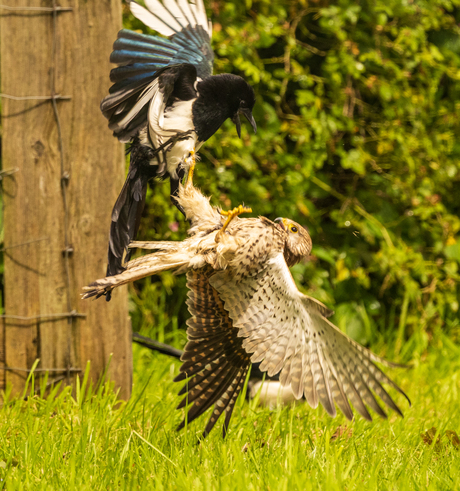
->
xmin=0 ymin=319 xmax=4 ymax=393
xmin=0 ymin=0 xmax=132 ymax=399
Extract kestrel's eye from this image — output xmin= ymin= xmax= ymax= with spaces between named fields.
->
xmin=290 ymin=225 xmax=298 ymax=233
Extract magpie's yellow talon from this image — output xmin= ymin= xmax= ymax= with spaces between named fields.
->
xmin=185 ymin=149 xmax=196 ymax=187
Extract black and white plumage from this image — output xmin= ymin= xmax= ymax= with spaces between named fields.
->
xmin=101 ymin=0 xmax=257 ymax=286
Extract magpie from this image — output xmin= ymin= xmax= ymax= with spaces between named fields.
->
xmin=101 ymin=0 xmax=257 ymax=293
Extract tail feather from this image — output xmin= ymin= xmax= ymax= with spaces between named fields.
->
xmin=106 ymin=141 xmax=157 ymax=281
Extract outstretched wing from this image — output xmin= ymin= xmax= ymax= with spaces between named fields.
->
xmin=210 ymin=253 xmax=410 ymax=421
xmin=101 ymin=0 xmax=214 ymax=142
xmin=82 ymin=246 xmax=190 ymax=299
xmin=175 ymin=266 xmax=251 ymax=438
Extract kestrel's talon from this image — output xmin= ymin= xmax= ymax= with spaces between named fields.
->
xmin=220 ymin=204 xmax=251 ymax=217
xmin=216 ymin=204 xmax=252 ymax=242
xmin=185 ymin=149 xmax=196 ymax=188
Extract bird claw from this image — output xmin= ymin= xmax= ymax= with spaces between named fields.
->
xmin=216 ymin=204 xmax=252 ymax=242
xmin=220 ymin=204 xmax=252 ymax=218
xmin=185 ymin=149 xmax=196 ymax=188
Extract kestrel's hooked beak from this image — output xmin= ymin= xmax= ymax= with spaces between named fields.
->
xmin=274 ymin=217 xmax=287 ymax=231
xmin=232 ymin=109 xmax=257 ymax=139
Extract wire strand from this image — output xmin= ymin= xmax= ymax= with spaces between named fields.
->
xmin=0 ymin=93 xmax=70 ymax=101
xmin=0 ymin=312 xmax=86 ymax=321
xmin=0 ymin=4 xmax=72 ymax=12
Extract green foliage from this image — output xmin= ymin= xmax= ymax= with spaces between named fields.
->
xmin=0 ymin=348 xmax=459 ymax=489
xmin=125 ymin=0 xmax=460 ymax=358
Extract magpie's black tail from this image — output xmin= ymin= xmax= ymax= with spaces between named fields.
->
xmin=105 ymin=139 xmax=188 ymax=301
xmin=106 ymin=141 xmax=156 ymax=300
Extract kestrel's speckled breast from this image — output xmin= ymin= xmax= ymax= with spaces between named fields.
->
xmin=225 ymin=217 xmax=286 ymax=280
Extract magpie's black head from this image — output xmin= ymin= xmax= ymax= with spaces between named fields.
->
xmin=193 ymin=74 xmax=257 ymax=142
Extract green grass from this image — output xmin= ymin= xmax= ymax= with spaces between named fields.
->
xmin=0 ymin=343 xmax=459 ymax=490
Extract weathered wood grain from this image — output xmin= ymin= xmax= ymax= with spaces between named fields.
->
xmin=0 ymin=0 xmax=132 ymax=398
xmin=0 ymin=319 xmax=4 ymax=392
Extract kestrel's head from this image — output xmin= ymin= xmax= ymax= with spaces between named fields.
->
xmin=274 ymin=218 xmax=312 ymax=267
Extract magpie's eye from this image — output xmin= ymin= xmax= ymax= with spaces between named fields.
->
xmin=290 ymin=225 xmax=298 ymax=233
xmin=240 ymin=100 xmax=247 ymax=108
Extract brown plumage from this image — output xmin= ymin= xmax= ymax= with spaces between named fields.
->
xmin=175 ymin=265 xmax=251 ymax=438
xmin=83 ymin=184 xmax=409 ymax=437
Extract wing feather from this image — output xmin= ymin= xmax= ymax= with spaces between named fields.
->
xmin=221 ymin=368 xmax=248 ymax=437
xmin=192 ymin=0 xmax=208 ymax=32
xmin=210 ymin=246 xmax=409 ymax=421
xmin=177 ymin=0 xmax=196 ymax=26
xmin=130 ymin=1 xmax=180 ymax=36
xmin=175 ymin=267 xmax=251 ymax=437
xmin=315 ymin=345 xmax=336 ymax=417
xmin=328 ymin=349 xmax=373 ymax=420
xmin=81 ymin=249 xmax=191 ymax=299
xmin=153 ymin=0 xmax=189 ymax=29
xmin=107 ymin=79 xmax=159 ymax=134
xmin=102 ymin=0 xmax=213 ymax=142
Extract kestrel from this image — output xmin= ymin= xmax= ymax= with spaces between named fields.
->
xmin=83 ymin=184 xmax=409 ymax=437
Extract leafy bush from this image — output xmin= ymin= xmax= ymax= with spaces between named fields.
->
xmin=125 ymin=0 xmax=460 ymax=359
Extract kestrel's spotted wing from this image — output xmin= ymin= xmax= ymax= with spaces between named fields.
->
xmin=210 ymin=251 xmax=410 ymax=421
xmin=174 ymin=265 xmax=251 ymax=438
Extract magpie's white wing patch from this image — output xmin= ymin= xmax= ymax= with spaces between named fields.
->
xmin=102 ymin=0 xmax=213 ymax=142
xmin=130 ymin=1 xmax=180 ymax=36
xmin=130 ymin=0 xmax=212 ymax=37
xmin=147 ymin=79 xmax=167 ymax=147
xmin=192 ymin=0 xmax=209 ymax=33
xmin=108 ymin=79 xmax=159 ymax=135
xmin=148 ymin=96 xmax=197 ymax=176
xmin=177 ymin=0 xmax=196 ymax=27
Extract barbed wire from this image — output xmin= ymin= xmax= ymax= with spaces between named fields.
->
xmin=0 ymin=94 xmax=70 ymax=101
xmin=0 ymin=237 xmax=48 ymax=252
xmin=0 ymin=4 xmax=72 ymax=12
xmin=0 ymin=168 xmax=19 ymax=178
xmin=0 ymin=1 xmax=77 ymax=387
xmin=0 ymin=367 xmax=81 ymax=373
xmin=0 ymin=311 xmax=86 ymax=322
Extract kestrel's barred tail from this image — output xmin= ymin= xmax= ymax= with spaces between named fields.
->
xmin=174 ymin=266 xmax=251 ymax=437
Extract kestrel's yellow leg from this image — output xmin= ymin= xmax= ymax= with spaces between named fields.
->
xmin=216 ymin=204 xmax=252 ymax=242
xmin=185 ymin=149 xmax=196 ymax=188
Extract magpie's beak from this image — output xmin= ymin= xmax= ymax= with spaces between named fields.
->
xmin=274 ymin=217 xmax=286 ymax=231
xmin=232 ymin=109 xmax=257 ymax=139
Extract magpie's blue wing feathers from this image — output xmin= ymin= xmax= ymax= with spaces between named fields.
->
xmin=101 ymin=0 xmax=214 ymax=142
